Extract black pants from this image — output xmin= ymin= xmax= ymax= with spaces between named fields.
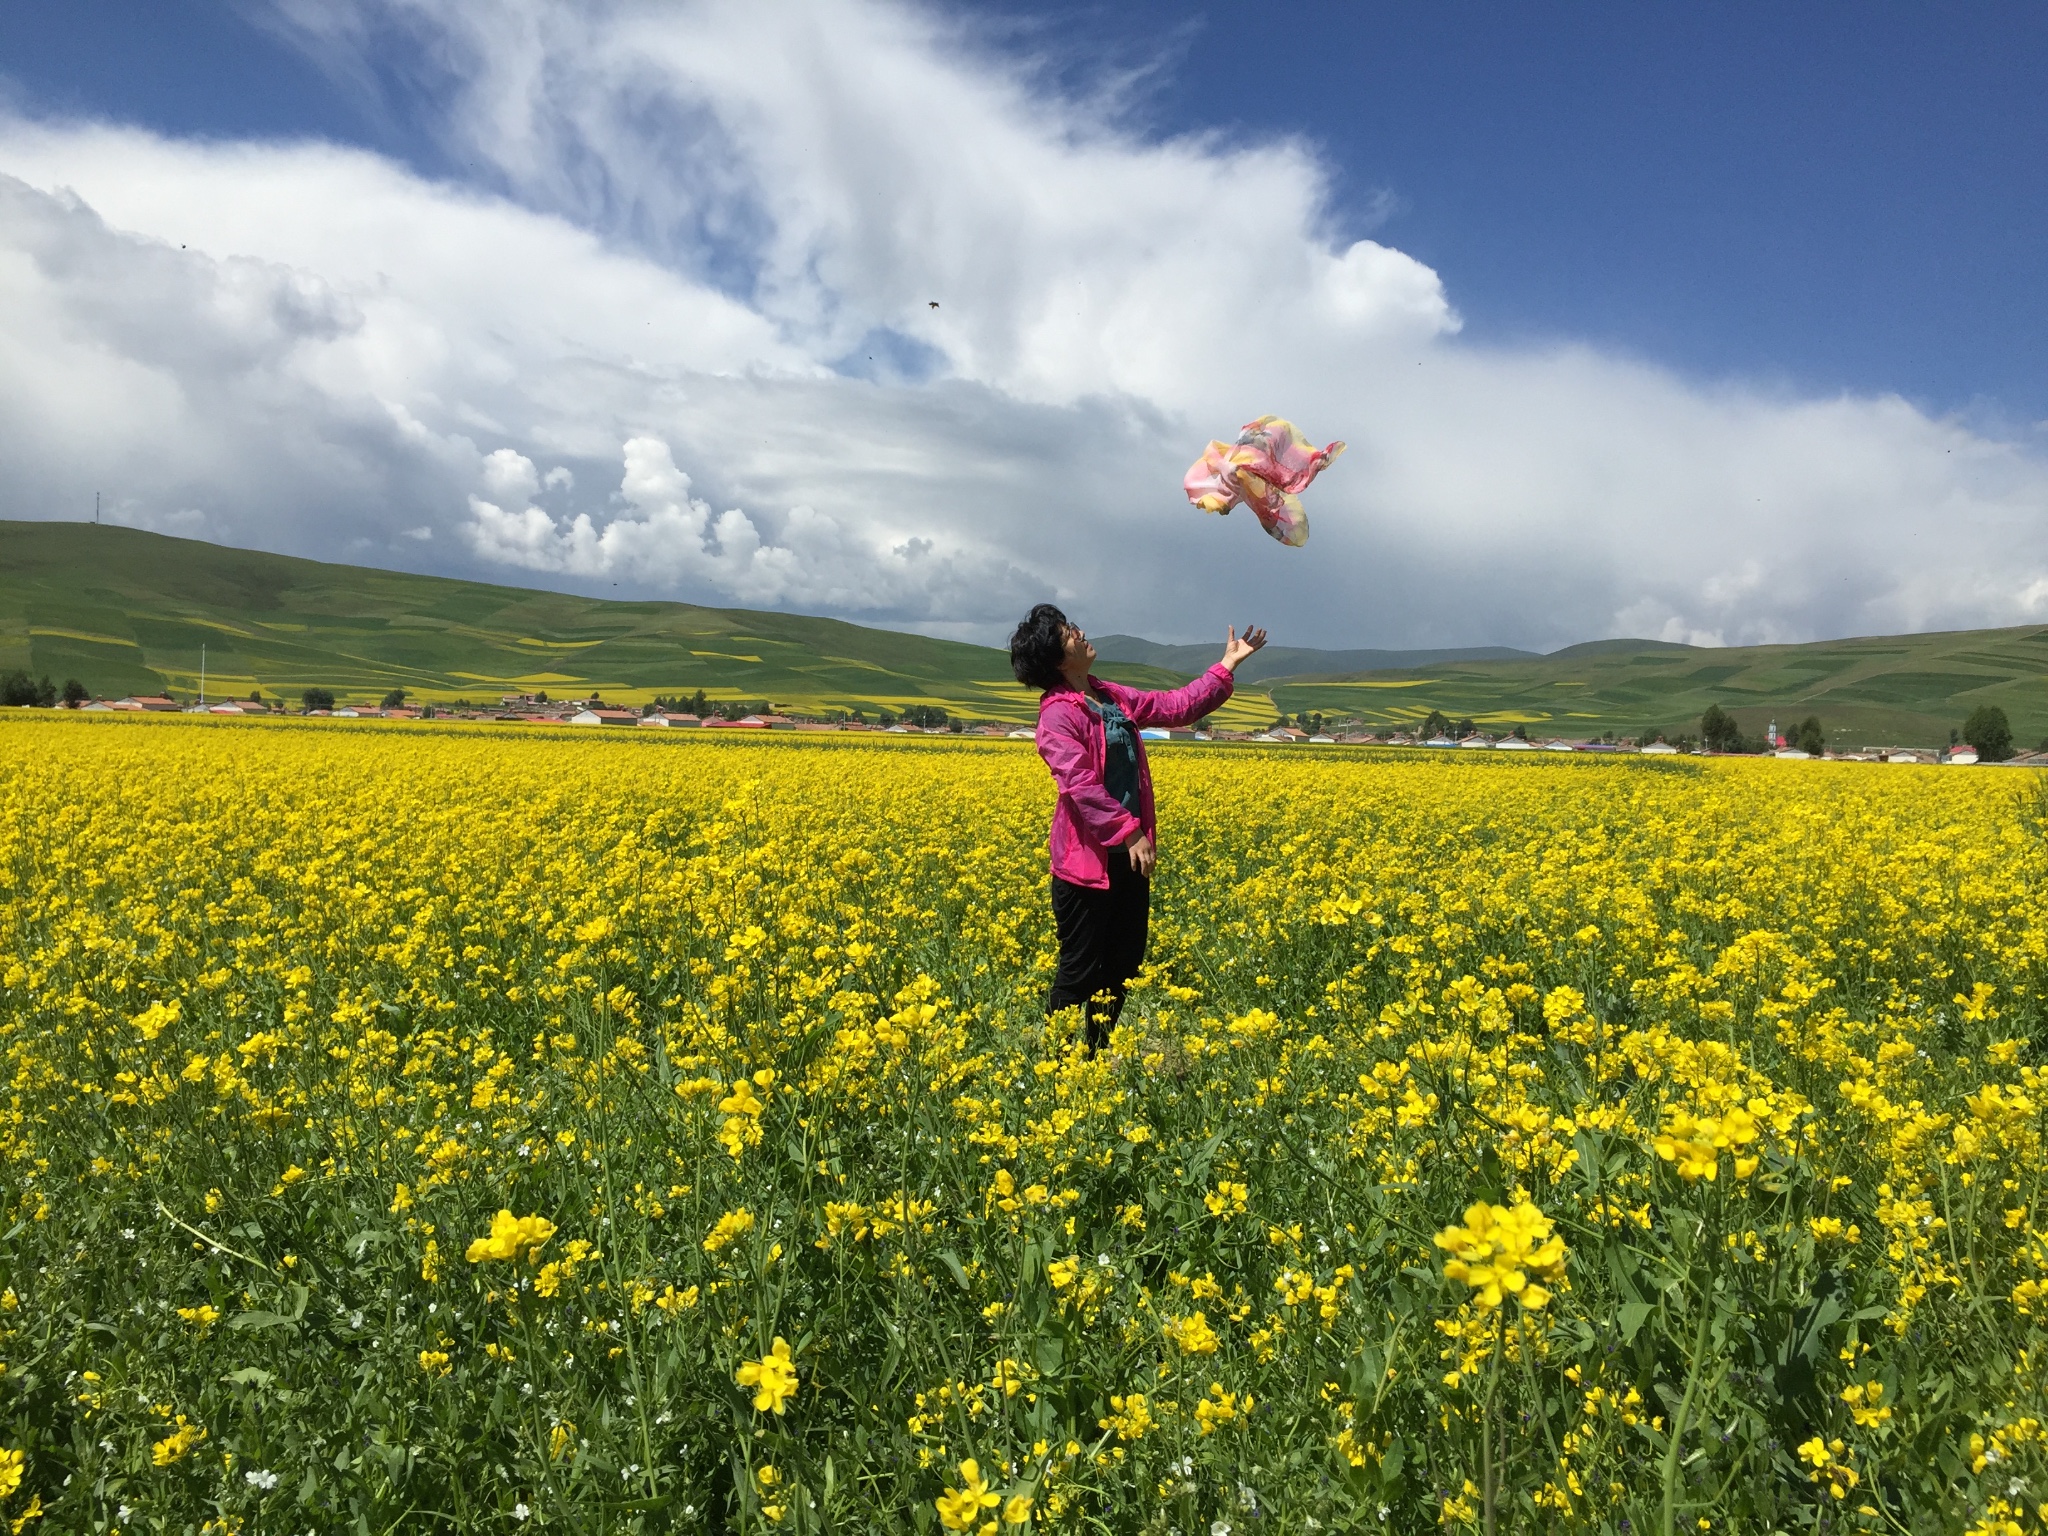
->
xmin=1046 ymin=855 xmax=1150 ymax=1050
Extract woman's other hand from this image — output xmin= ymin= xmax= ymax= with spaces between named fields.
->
xmin=1124 ymin=829 xmax=1156 ymax=878
xmin=1220 ymin=624 xmax=1268 ymax=673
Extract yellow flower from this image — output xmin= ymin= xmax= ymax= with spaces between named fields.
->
xmin=1047 ymin=1257 xmax=1079 ymax=1290
xmin=1434 ymin=1200 xmax=1567 ymax=1311
xmin=151 ymin=1416 xmax=206 ymax=1466
xmin=655 ymin=1283 xmax=700 ymax=1315
xmin=176 ymin=1303 xmax=220 ymax=1331
xmin=464 ymin=1210 xmax=556 ymax=1265
xmin=0 ymin=1447 xmax=22 ymax=1499
xmin=935 ymin=1459 xmax=1001 ymax=1530
xmin=1099 ymin=1393 xmax=1154 ymax=1441
xmin=418 ymin=1350 xmax=452 ymax=1376
xmin=704 ymin=1209 xmax=756 ymax=1254
xmin=736 ymin=1337 xmax=799 ymax=1414
xmin=1163 ymin=1311 xmax=1220 ymax=1355
xmin=1195 ymin=1382 xmax=1252 ymax=1435
xmin=1002 ymin=1494 xmax=1033 ymax=1526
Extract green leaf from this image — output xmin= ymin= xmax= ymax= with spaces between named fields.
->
xmin=1618 ymin=1301 xmax=1655 ymax=1342
xmin=223 ymin=1367 xmax=276 ymax=1387
xmin=936 ymin=1247 xmax=972 ymax=1292
xmin=227 ymin=1309 xmax=300 ymax=1334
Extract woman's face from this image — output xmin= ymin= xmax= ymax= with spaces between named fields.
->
xmin=1062 ymin=622 xmax=1096 ymax=674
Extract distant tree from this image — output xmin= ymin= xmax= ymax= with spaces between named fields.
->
xmin=381 ymin=688 xmax=408 ymax=709
xmin=1196 ymin=716 xmax=1213 ymax=732
xmin=691 ymin=689 xmax=708 ymax=716
xmin=1510 ymin=724 xmax=1528 ymax=741
xmin=1309 ymin=712 xmax=1325 ymax=736
xmin=1962 ymin=705 xmax=2014 ymax=762
xmin=850 ymin=707 xmax=866 ymax=724
xmin=878 ymin=709 xmax=897 ymax=727
xmin=1700 ymin=704 xmax=1741 ymax=753
xmin=948 ymin=717 xmax=963 ymax=734
xmin=903 ymin=705 xmax=949 ymax=729
xmin=3 ymin=672 xmax=55 ymax=706
xmin=1421 ymin=709 xmax=1450 ymax=739
xmin=62 ymin=678 xmax=89 ymax=708
xmin=1792 ymin=716 xmax=1825 ymax=756
xmin=420 ymin=704 xmax=436 ymax=720
xmin=536 ymin=691 xmax=549 ymax=704
xmin=1453 ymin=717 xmax=1477 ymax=740
xmin=301 ymin=687 xmax=336 ymax=713
xmin=248 ymin=688 xmax=262 ymax=703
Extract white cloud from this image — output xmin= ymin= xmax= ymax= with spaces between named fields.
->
xmin=465 ymin=436 xmax=1041 ymax=614
xmin=0 ymin=0 xmax=2043 ymax=650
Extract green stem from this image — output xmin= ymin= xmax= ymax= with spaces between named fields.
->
xmin=1661 ymin=1275 xmax=1715 ymax=1536
xmin=1515 ymin=1308 xmax=1563 ymax=1473
xmin=1481 ymin=1308 xmax=1505 ymax=1536
xmin=154 ymin=1199 xmax=271 ymax=1271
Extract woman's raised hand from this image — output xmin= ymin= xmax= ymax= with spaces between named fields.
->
xmin=1220 ymin=624 xmax=1268 ymax=673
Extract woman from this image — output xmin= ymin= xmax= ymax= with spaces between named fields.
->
xmin=1008 ymin=604 xmax=1267 ymax=1050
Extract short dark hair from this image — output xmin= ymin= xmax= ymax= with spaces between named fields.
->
xmin=1009 ymin=603 xmax=1071 ymax=691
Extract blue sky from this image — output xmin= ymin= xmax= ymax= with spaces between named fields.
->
xmin=7 ymin=0 xmax=2041 ymax=418
xmin=0 ymin=0 xmax=2044 ymax=650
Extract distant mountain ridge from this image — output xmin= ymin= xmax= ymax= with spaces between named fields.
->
xmin=1091 ymin=634 xmax=1538 ymax=685
xmin=0 ymin=519 xmax=1248 ymax=724
xmin=4 ymin=520 xmax=2040 ymax=746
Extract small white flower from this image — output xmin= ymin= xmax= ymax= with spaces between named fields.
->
xmin=1097 ymin=1253 xmax=1111 ymax=1267
xmin=118 ymin=1505 xmax=134 ymax=1521
xmin=2011 ymin=1477 xmax=2027 ymax=1497
xmin=121 ymin=1228 xmax=136 ymax=1240
xmin=512 ymin=1501 xmax=531 ymax=1521
xmin=1210 ymin=1522 xmax=1231 ymax=1536
xmin=246 ymin=1469 xmax=280 ymax=1491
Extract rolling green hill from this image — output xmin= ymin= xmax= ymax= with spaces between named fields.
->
xmin=0 ymin=520 xmax=1277 ymax=724
xmin=1262 ymin=628 xmax=2048 ymax=748
xmin=7 ymin=520 xmax=2041 ymax=745
xmin=1092 ymin=633 xmax=1536 ymax=684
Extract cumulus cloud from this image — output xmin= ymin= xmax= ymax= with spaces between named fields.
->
xmin=0 ymin=0 xmax=2043 ymax=649
xmin=463 ymin=435 xmax=1038 ymax=612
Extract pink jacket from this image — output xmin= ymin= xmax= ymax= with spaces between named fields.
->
xmin=1035 ymin=663 xmax=1235 ymax=888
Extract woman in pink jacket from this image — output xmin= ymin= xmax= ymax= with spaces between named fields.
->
xmin=1008 ymin=604 xmax=1267 ymax=1050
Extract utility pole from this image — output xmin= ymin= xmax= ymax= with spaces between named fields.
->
xmin=94 ymin=492 xmax=100 ymax=524
xmin=200 ymin=644 xmax=206 ymax=708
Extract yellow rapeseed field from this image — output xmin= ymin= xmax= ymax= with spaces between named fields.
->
xmin=2 ymin=715 xmax=2046 ymax=1534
